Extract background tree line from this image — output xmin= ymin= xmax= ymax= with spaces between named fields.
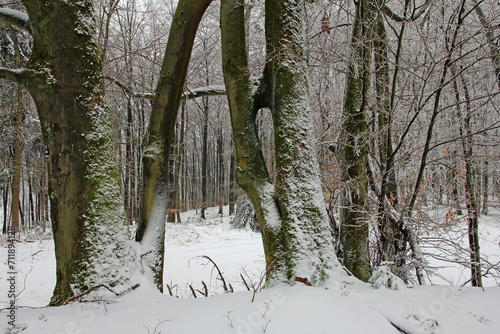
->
xmin=0 ymin=0 xmax=499 ymax=304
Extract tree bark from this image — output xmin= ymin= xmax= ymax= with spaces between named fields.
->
xmin=222 ymin=0 xmax=338 ymax=285
xmin=456 ymin=73 xmax=482 ymax=287
xmin=337 ymin=0 xmax=374 ymax=282
xmin=136 ymin=0 xmax=212 ymax=291
xmin=1 ymin=1 xmax=135 ymax=305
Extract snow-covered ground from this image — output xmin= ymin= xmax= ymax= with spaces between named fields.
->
xmin=1 ymin=206 xmax=499 ymax=333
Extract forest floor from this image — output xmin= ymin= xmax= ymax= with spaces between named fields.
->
xmin=1 ymin=205 xmax=499 ymax=333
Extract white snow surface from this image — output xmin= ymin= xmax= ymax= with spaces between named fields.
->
xmin=1 ymin=206 xmax=500 ymax=333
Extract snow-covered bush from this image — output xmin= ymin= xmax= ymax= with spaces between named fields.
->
xmin=369 ymin=264 xmax=406 ymax=290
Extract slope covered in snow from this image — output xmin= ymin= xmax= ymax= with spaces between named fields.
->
xmin=1 ymin=206 xmax=499 ymax=333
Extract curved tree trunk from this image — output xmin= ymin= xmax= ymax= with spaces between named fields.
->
xmin=136 ymin=0 xmax=212 ymax=291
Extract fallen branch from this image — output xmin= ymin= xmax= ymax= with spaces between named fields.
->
xmin=293 ymin=276 xmax=312 ymax=286
xmin=62 ymin=283 xmax=140 ymax=305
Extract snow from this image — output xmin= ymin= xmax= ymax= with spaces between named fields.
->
xmin=0 ymin=8 xmax=29 ymax=27
xmin=1 ymin=206 xmax=500 ymax=333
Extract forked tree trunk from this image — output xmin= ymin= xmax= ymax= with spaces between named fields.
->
xmin=221 ymin=0 xmax=338 ymax=285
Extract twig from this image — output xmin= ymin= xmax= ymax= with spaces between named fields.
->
xmin=388 ymin=319 xmax=414 ymax=334
xmin=240 ymin=274 xmax=251 ymax=291
xmin=201 ymin=255 xmax=229 ymax=291
xmin=203 ymin=281 xmax=208 ymax=296
xmin=225 ymin=311 xmax=234 ymax=328
xmin=62 ymin=283 xmax=140 ymax=305
xmin=166 ymin=284 xmax=175 ymax=297
xmin=31 ymin=250 xmax=42 ymax=257
xmin=196 ymin=281 xmax=208 ymax=297
xmin=460 ymin=260 xmax=500 ymax=290
xmin=189 ymin=285 xmax=198 ymax=298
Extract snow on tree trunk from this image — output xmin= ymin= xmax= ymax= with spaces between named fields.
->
xmin=1 ymin=0 xmax=136 ymax=305
xmin=136 ymin=0 xmax=213 ymax=291
xmin=222 ymin=0 xmax=339 ymax=286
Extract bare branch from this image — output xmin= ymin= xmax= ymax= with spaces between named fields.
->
xmin=183 ymin=85 xmax=226 ymax=100
xmin=105 ymin=76 xmax=226 ymax=101
xmin=382 ymin=5 xmax=407 ymax=23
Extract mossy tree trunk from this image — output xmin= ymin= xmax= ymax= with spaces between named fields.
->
xmin=221 ymin=0 xmax=338 ymax=285
xmin=136 ymin=0 xmax=212 ymax=291
xmin=0 ymin=1 xmax=134 ymax=306
xmin=337 ymin=0 xmax=374 ymax=282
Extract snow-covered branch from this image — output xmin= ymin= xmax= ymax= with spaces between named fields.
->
xmin=0 ymin=8 xmax=31 ymax=33
xmin=0 ymin=67 xmax=25 ymax=83
xmin=106 ymin=76 xmax=227 ymax=101
xmin=183 ymin=85 xmax=226 ymax=100
xmin=105 ymin=76 xmax=154 ymax=100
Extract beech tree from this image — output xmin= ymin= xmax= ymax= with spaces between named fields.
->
xmin=0 ymin=1 xmax=134 ymax=305
xmin=221 ymin=0 xmax=338 ymax=284
xmin=135 ymin=0 xmax=213 ymax=291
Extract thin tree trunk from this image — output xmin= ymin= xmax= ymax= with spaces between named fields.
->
xmin=217 ymin=127 xmax=224 ymax=216
xmin=482 ymin=160 xmax=488 ymax=215
xmin=201 ymin=95 xmax=209 ymax=219
xmin=456 ymin=73 xmax=482 ymax=287
xmin=229 ymin=147 xmax=236 ymax=215
xmin=11 ymin=86 xmax=22 ymax=235
xmin=3 ymin=185 xmax=9 ymax=234
xmin=173 ymin=102 xmax=186 ymax=223
xmin=10 ymin=27 xmax=22 ymax=235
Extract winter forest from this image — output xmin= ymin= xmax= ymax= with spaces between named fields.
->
xmin=1 ymin=0 xmax=500 ymax=333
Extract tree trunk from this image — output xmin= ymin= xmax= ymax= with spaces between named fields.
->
xmin=457 ymin=74 xmax=482 ymax=287
xmin=221 ymin=0 xmax=338 ymax=285
xmin=10 ymin=86 xmax=22 ymax=235
xmin=136 ymin=0 xmax=212 ymax=291
xmin=228 ymin=147 xmax=236 ymax=215
xmin=482 ymin=160 xmax=488 ymax=215
xmin=0 ymin=1 xmax=135 ymax=305
xmin=10 ymin=27 xmax=23 ymax=235
xmin=201 ymin=95 xmax=209 ymax=219
xmin=337 ymin=0 xmax=374 ymax=282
